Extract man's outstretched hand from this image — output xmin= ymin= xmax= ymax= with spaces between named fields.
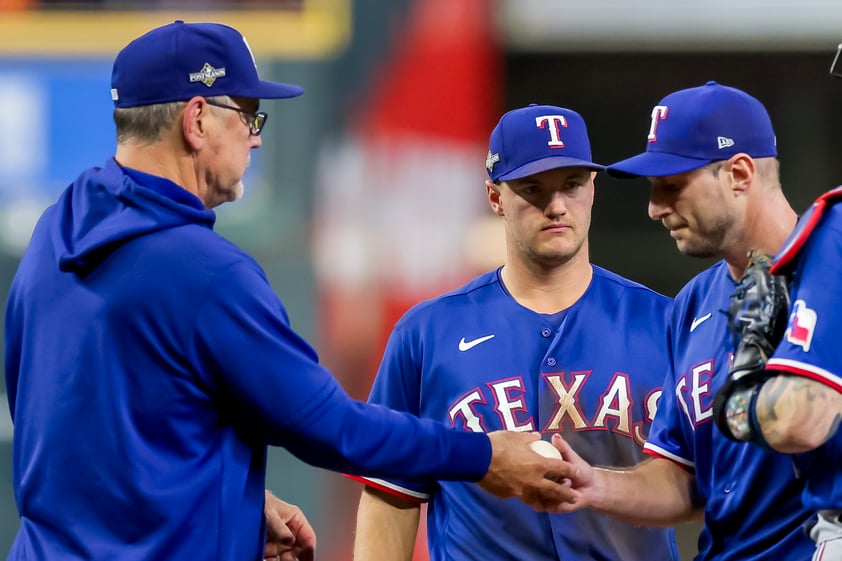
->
xmin=479 ymin=431 xmax=584 ymax=512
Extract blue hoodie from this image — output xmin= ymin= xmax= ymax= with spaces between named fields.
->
xmin=5 ymin=158 xmax=491 ymax=561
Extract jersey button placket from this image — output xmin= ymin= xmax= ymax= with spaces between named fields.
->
xmin=541 ymin=328 xmax=555 ymax=366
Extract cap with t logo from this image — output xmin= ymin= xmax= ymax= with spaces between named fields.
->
xmin=486 ymin=104 xmax=604 ymax=182
xmin=607 ymin=81 xmax=777 ymax=178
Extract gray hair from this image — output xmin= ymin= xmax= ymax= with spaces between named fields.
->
xmin=114 ymin=96 xmax=230 ymax=144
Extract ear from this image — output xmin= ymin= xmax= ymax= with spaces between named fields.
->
xmin=727 ymin=153 xmax=755 ymax=195
xmin=182 ymin=96 xmax=210 ymax=151
xmin=486 ymin=180 xmax=504 ymax=216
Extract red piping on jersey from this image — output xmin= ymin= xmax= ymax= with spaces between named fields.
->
xmin=772 ymin=185 xmax=842 ymax=274
xmin=342 ymin=473 xmax=428 ymax=504
xmin=766 ymin=362 xmax=842 ymax=394
xmin=642 ymin=447 xmax=696 ymax=474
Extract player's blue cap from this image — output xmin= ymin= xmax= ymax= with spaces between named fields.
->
xmin=607 ymin=81 xmax=777 ymax=178
xmin=486 ymin=104 xmax=604 ymax=182
xmin=110 ymin=20 xmax=304 ymax=108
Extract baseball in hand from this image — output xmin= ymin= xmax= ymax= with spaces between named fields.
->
xmin=529 ymin=439 xmax=562 ymax=460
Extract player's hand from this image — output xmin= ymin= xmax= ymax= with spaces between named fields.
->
xmin=264 ymin=491 xmax=316 ymax=561
xmin=545 ymin=434 xmax=595 ymax=514
xmin=479 ymin=431 xmax=582 ymax=512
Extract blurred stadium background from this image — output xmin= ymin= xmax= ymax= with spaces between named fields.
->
xmin=2 ymin=0 xmax=842 ymax=559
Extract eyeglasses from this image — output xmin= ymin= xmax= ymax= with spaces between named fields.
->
xmin=205 ymin=100 xmax=267 ymax=136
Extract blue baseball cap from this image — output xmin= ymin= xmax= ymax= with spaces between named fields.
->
xmin=111 ymin=20 xmax=304 ymax=108
xmin=607 ymin=81 xmax=777 ymax=178
xmin=486 ymin=104 xmax=604 ymax=182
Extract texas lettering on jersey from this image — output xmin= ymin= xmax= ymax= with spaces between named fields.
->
xmin=668 ymin=351 xmax=736 ymax=427
xmin=448 ymin=369 xmax=661 ymax=446
xmin=353 ymin=268 xmax=679 ymax=561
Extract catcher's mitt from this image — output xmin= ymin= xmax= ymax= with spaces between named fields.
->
xmin=713 ymin=250 xmax=791 ymax=442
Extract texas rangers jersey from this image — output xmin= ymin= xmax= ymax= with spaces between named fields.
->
xmin=644 ymin=260 xmax=814 ymax=560
xmin=767 ymin=192 xmax=842 ymax=514
xmin=354 ymin=266 xmax=678 ymax=561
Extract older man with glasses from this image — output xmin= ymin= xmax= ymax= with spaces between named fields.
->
xmin=204 ymin=98 xmax=268 ymax=136
xmin=4 ymin=20 xmax=580 ymax=561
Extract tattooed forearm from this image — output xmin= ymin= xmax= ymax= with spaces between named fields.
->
xmin=755 ymin=374 xmax=842 ymax=453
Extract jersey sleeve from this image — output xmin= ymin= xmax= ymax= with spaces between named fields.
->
xmin=346 ymin=322 xmax=439 ymax=502
xmin=767 ymin=210 xmax=842 ymax=391
xmin=193 ymin=260 xmax=492 ymax=482
xmin=642 ymin=305 xmax=696 ymax=471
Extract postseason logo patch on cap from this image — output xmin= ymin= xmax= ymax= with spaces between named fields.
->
xmin=486 ymin=104 xmax=603 ymax=182
xmin=486 ymin=151 xmax=500 ymax=174
xmin=189 ymin=63 xmax=227 ymax=87
xmin=110 ymin=20 xmax=304 ymax=108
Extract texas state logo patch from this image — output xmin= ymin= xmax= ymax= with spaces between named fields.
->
xmin=784 ymin=299 xmax=817 ymax=352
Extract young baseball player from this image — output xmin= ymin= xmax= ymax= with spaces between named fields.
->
xmin=350 ymin=104 xmax=679 ymax=560
xmin=551 ymin=82 xmax=816 ymax=560
xmin=2 ymin=22 xmax=581 ymax=561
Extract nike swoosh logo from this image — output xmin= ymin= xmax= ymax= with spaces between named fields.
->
xmin=458 ymin=334 xmax=496 ymax=352
xmin=690 ymin=313 xmax=713 ymax=332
